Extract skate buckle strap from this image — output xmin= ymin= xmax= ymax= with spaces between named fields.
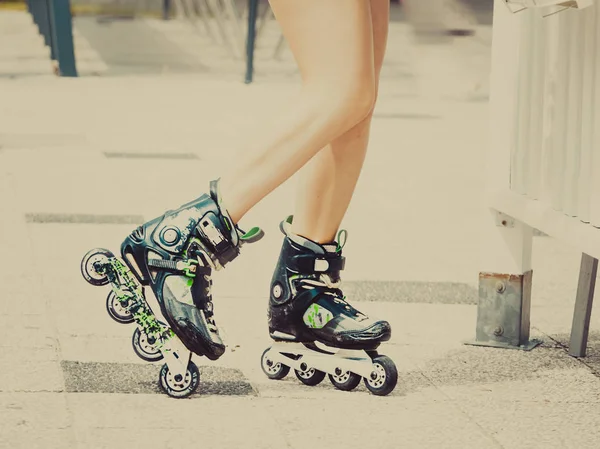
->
xmin=147 ymin=258 xmax=201 ymax=278
xmin=291 ymin=254 xmax=345 ymax=273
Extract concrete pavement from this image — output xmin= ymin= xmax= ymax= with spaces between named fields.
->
xmin=2 ymin=7 xmax=600 ymax=449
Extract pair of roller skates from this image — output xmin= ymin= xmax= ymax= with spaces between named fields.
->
xmin=80 ymin=179 xmax=398 ymax=398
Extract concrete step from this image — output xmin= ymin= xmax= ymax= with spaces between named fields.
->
xmin=0 ymin=11 xmax=53 ymax=76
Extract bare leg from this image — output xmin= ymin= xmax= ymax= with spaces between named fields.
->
xmin=291 ymin=0 xmax=390 ymax=243
xmin=219 ymin=0 xmax=377 ymax=225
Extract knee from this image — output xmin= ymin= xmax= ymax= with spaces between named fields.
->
xmin=308 ymin=78 xmax=377 ymax=131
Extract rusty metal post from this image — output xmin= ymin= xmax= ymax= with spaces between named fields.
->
xmin=467 ymin=270 xmax=540 ymax=350
xmin=569 ymin=253 xmax=598 ymax=357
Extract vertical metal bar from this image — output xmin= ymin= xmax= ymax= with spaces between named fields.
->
xmin=578 ymin=10 xmax=597 ymax=223
xmin=512 ymin=10 xmax=535 ymax=196
xmin=256 ymin=2 xmax=273 ymax=42
xmin=526 ymin=12 xmax=546 ymax=201
xmin=550 ymin=13 xmax=570 ymax=212
xmin=30 ymin=0 xmax=40 ymax=27
xmin=195 ymin=0 xmax=218 ymax=42
xmin=540 ymin=14 xmax=560 ymax=208
xmin=222 ymin=0 xmax=246 ymax=56
xmin=163 ymin=0 xmax=171 ymax=19
xmin=486 ymin=0 xmax=522 ymax=196
xmin=245 ymin=0 xmax=258 ymax=84
xmin=48 ymin=0 xmax=78 ymax=77
xmin=563 ymin=10 xmax=585 ymax=218
xmin=172 ymin=0 xmax=186 ymax=20
xmin=590 ymin=2 xmax=600 ymax=227
xmin=568 ymin=253 xmax=598 ymax=357
xmin=36 ymin=0 xmax=56 ymax=59
xmin=207 ymin=0 xmax=237 ymax=56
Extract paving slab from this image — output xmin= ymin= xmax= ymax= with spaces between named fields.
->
xmin=0 ymin=392 xmax=71 ymax=428
xmin=0 ymin=392 xmax=75 ymax=449
xmin=68 ymin=394 xmax=289 ymax=449
xmin=456 ymin=401 xmax=600 ymax=449
xmin=0 ymin=428 xmax=75 ymax=449
xmin=260 ymin=396 xmax=502 ymax=449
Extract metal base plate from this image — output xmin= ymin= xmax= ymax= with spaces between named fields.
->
xmin=463 ymin=338 xmax=543 ymax=351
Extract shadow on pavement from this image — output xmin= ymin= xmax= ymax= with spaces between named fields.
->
xmin=61 ymin=361 xmax=257 ymax=397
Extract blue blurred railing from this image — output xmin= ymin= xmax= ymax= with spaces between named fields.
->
xmin=245 ymin=0 xmax=258 ymax=83
xmin=26 ymin=0 xmax=78 ymax=76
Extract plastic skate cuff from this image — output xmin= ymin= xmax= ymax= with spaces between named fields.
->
xmin=290 ymin=254 xmax=345 ymax=273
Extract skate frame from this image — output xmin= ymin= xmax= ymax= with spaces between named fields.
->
xmin=97 ymin=256 xmax=192 ymax=379
xmin=267 ymin=341 xmax=377 ymax=379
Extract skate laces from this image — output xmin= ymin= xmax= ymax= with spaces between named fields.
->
xmin=299 ymin=274 xmax=342 ymax=290
xmin=297 ymin=274 xmax=360 ymax=315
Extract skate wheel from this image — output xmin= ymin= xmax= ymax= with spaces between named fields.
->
xmin=158 ymin=361 xmax=199 ymax=399
xmin=363 ymin=355 xmax=398 ymax=396
xmin=260 ymin=348 xmax=290 ymax=380
xmin=295 ymin=367 xmax=326 ymax=386
xmin=106 ymin=291 xmax=134 ymax=324
xmin=81 ymin=248 xmax=114 ymax=286
xmin=328 ymin=369 xmax=361 ymax=392
xmin=132 ymin=327 xmax=164 ymax=362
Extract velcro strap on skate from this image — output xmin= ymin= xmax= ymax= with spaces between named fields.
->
xmin=290 ymin=254 xmax=345 ymax=273
xmin=147 ymin=258 xmax=203 ymax=277
xmin=196 ymin=211 xmax=241 ymax=266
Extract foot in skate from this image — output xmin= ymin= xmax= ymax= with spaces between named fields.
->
xmin=80 ymin=179 xmax=264 ymax=397
xmin=260 ymin=216 xmax=397 ymax=396
xmin=118 ymin=179 xmax=263 ymax=360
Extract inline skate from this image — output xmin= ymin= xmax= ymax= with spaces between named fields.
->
xmin=81 ymin=179 xmax=263 ymax=398
xmin=260 ymin=216 xmax=398 ymax=396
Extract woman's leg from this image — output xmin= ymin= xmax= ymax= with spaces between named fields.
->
xmin=291 ymin=0 xmax=390 ymax=243
xmin=219 ymin=0 xmax=377 ymax=225
xmin=264 ymin=1 xmax=393 ymax=369
xmin=107 ymin=0 xmax=380 ymax=363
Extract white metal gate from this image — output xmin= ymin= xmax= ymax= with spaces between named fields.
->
xmin=473 ymin=0 xmax=599 ymax=356
xmin=488 ymin=1 xmax=600 ymax=255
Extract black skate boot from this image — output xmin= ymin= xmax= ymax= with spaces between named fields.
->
xmin=260 ymin=216 xmax=397 ymax=396
xmin=268 ymin=216 xmax=391 ymax=350
xmin=120 ymin=179 xmax=263 ymax=360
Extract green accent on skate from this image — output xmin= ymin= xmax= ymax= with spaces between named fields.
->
xmin=187 ymin=278 xmax=194 ymax=287
xmin=336 ymin=229 xmax=348 ymax=253
xmin=289 ymin=274 xmax=301 ymax=284
xmin=223 ymin=216 xmax=232 ymax=231
xmin=303 ymin=303 xmax=334 ymax=329
xmin=240 ymin=226 xmax=263 ymax=243
xmin=181 ymin=259 xmax=199 ymax=278
xmin=97 ymin=256 xmax=173 ymax=352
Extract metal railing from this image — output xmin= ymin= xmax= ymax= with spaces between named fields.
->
xmin=168 ymin=0 xmax=278 ymax=83
xmin=26 ymin=0 xmax=78 ymax=76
